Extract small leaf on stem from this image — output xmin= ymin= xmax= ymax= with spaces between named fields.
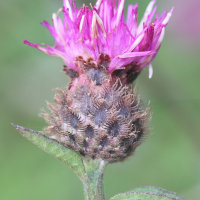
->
xmin=128 ymin=186 xmax=187 ymax=200
xmin=110 ymin=192 xmax=184 ymax=200
xmin=12 ymin=124 xmax=87 ymax=182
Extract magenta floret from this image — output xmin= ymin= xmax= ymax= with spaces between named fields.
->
xmin=24 ymin=0 xmax=173 ymax=77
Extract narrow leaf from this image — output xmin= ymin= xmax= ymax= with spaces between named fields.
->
xmin=12 ymin=124 xmax=87 ymax=181
xmin=128 ymin=186 xmax=187 ymax=200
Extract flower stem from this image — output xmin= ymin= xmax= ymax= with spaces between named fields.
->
xmin=82 ymin=158 xmax=108 ymax=200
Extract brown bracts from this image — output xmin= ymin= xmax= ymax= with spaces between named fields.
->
xmin=43 ymin=56 xmax=150 ymax=163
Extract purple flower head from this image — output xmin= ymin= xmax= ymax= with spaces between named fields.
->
xmin=24 ymin=0 xmax=173 ymax=78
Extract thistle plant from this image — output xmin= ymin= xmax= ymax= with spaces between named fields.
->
xmin=13 ymin=0 xmax=187 ymax=199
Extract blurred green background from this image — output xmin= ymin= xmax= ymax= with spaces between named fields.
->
xmin=1 ymin=0 xmax=200 ymax=199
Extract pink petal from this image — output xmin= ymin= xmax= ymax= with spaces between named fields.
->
xmin=137 ymin=0 xmax=156 ymax=34
xmin=118 ymin=51 xmax=155 ymax=58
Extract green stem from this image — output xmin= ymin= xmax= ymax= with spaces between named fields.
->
xmin=82 ymin=158 xmax=108 ymax=200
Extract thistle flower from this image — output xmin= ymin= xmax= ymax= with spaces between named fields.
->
xmin=24 ymin=0 xmax=172 ymax=162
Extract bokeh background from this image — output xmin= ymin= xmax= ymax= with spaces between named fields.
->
xmin=1 ymin=0 xmax=200 ymax=199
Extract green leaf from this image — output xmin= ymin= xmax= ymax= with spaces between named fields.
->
xmin=12 ymin=124 xmax=87 ymax=182
xmin=110 ymin=186 xmax=188 ymax=200
xmin=110 ymin=192 xmax=184 ymax=200
xmin=128 ymin=186 xmax=187 ymax=200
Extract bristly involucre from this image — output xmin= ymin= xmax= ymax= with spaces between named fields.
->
xmin=42 ymin=58 xmax=150 ymax=162
xmin=24 ymin=0 xmax=172 ymax=162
